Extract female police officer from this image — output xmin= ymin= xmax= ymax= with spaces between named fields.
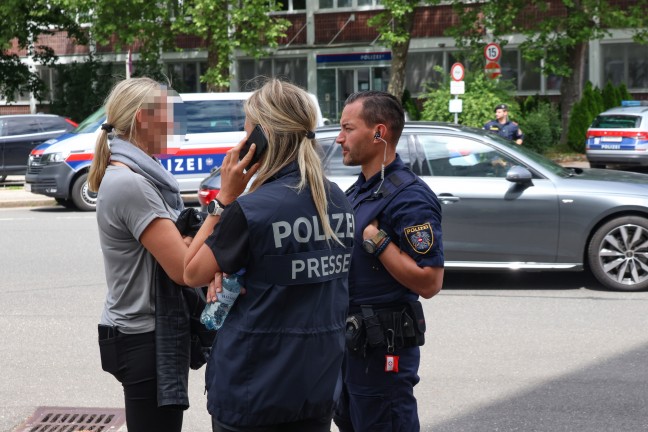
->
xmin=183 ymin=79 xmax=354 ymax=432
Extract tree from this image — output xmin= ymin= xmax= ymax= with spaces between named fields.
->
xmin=172 ymin=0 xmax=289 ymax=92
xmin=420 ymin=67 xmax=516 ymax=127
xmin=369 ymin=0 xmax=441 ymax=99
xmin=67 ymin=0 xmax=178 ymax=77
xmin=0 ymin=0 xmax=86 ymax=102
xmin=444 ymin=0 xmax=648 ymax=145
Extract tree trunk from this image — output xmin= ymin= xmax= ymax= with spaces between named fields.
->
xmin=559 ymin=41 xmax=588 ymax=145
xmin=387 ymin=10 xmax=415 ymax=100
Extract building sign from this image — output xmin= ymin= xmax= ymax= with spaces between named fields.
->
xmin=316 ymin=52 xmax=392 ymax=63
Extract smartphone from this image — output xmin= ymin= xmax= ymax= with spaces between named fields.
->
xmin=239 ymin=124 xmax=269 ymax=170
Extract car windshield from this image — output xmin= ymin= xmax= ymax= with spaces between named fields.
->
xmin=590 ymin=115 xmax=642 ymax=129
xmin=467 ymin=132 xmax=572 ymax=177
xmin=73 ymin=107 xmax=106 ymax=134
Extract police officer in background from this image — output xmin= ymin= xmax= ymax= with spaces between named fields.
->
xmin=184 ymin=79 xmax=354 ymax=432
xmin=484 ymin=103 xmax=524 ymax=144
xmin=333 ymin=91 xmax=444 ymax=432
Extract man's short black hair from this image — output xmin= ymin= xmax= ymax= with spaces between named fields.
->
xmin=344 ymin=91 xmax=405 ymax=142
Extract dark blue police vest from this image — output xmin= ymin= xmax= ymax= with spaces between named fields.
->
xmin=346 ymin=161 xmax=424 ymax=306
xmin=205 ymin=165 xmax=354 ymax=428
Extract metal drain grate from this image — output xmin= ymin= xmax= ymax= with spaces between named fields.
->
xmin=16 ymin=406 xmax=126 ymax=432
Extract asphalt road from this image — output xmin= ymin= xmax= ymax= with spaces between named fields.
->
xmin=1 ymin=206 xmax=648 ymax=431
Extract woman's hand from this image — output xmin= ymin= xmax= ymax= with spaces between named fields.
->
xmin=217 ymin=138 xmax=260 ymax=205
xmin=206 ymin=272 xmax=247 ymax=303
xmin=206 ymin=272 xmax=222 ymax=303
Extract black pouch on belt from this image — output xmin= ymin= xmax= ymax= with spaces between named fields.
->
xmin=407 ymin=301 xmax=426 ymax=346
xmin=98 ymin=324 xmax=120 ymax=379
xmin=361 ymin=305 xmax=385 ymax=348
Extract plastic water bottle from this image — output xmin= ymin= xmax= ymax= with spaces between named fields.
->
xmin=200 ymin=273 xmax=242 ymax=331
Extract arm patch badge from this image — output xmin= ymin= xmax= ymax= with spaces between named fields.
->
xmin=404 ymin=222 xmax=434 ymax=254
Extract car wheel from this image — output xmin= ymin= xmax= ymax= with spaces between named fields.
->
xmin=70 ymin=173 xmax=97 ymax=211
xmin=588 ymin=216 xmax=648 ymax=291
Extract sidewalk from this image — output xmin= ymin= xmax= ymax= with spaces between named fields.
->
xmin=0 ymin=176 xmax=200 ymax=209
xmin=0 ymin=176 xmax=56 ymax=208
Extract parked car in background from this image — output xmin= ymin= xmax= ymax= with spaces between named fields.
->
xmin=586 ymin=100 xmax=648 ymax=169
xmin=199 ymin=122 xmax=648 ymax=292
xmin=0 ymin=114 xmax=77 ymax=182
xmin=25 ymin=92 xmax=324 ymax=211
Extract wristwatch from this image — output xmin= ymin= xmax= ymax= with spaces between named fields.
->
xmin=207 ymin=199 xmax=226 ymax=216
xmin=362 ymin=229 xmax=388 ymax=254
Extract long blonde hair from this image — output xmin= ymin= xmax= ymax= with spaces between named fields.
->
xmin=245 ymin=79 xmax=341 ymax=245
xmin=88 ymin=77 xmax=161 ymax=192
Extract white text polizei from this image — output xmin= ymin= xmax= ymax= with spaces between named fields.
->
xmin=272 ymin=212 xmax=354 ymax=248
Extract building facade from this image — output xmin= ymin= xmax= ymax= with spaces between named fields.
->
xmin=3 ymin=0 xmax=648 ymax=120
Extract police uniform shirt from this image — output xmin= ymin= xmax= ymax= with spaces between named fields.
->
xmin=347 ymin=155 xmax=443 ymax=306
xmin=483 ymin=119 xmax=524 ymax=142
xmin=205 ymin=202 xmax=248 ymax=275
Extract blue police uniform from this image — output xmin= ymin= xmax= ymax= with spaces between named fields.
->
xmin=334 ymin=155 xmax=444 ymax=432
xmin=484 ymin=119 xmax=524 ymax=142
xmin=204 ymin=162 xmax=355 ymax=430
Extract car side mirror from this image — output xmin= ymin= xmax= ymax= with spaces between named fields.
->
xmin=506 ymin=165 xmax=533 ymax=184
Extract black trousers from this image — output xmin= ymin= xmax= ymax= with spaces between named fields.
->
xmin=99 ymin=327 xmax=183 ymax=432
xmin=212 ymin=416 xmax=332 ymax=432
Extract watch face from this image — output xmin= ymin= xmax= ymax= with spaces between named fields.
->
xmin=362 ymin=239 xmax=377 ymax=254
xmin=208 ymin=200 xmax=223 ymax=215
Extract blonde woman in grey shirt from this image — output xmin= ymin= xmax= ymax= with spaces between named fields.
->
xmin=88 ymin=77 xmax=219 ymax=432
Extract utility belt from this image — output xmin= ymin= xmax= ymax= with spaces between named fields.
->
xmin=345 ymin=301 xmax=426 ymax=357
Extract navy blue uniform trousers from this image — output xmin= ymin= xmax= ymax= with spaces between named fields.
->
xmin=334 ymin=346 xmax=421 ymax=432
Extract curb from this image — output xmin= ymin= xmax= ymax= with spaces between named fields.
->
xmin=0 ymin=199 xmax=56 ymax=209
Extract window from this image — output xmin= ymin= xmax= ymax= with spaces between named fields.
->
xmin=319 ymin=0 xmax=380 ymax=8
xmin=603 ymin=42 xmax=648 ymax=90
xmin=167 ymin=62 xmax=207 ymax=93
xmin=273 ymin=0 xmax=306 ymax=11
xmin=7 ymin=118 xmax=40 ymax=136
xmin=183 ymin=100 xmax=246 ymax=133
xmin=405 ymin=52 xmax=444 ymax=95
xmin=591 ymin=115 xmax=641 ymax=129
xmin=417 ymin=135 xmax=518 ymax=178
xmin=237 ymin=57 xmax=307 ymax=90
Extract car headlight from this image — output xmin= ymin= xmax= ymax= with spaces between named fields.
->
xmin=41 ymin=152 xmax=69 ymax=164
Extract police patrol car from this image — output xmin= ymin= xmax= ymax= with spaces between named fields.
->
xmin=585 ymin=100 xmax=648 ymax=169
xmin=25 ymin=93 xmax=324 ymax=211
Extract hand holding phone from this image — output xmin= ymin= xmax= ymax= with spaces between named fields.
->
xmin=239 ymin=124 xmax=269 ymax=171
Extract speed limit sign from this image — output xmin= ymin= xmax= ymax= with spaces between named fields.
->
xmin=484 ymin=42 xmax=502 ymax=62
xmin=450 ymin=62 xmax=465 ymax=82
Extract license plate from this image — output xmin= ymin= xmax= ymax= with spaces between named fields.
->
xmin=24 ymin=183 xmax=31 ymax=192
xmin=601 ymin=144 xmax=621 ymax=150
xmin=602 ymin=136 xmax=623 ymax=142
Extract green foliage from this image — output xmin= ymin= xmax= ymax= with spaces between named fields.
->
xmin=0 ymin=0 xmax=86 ymax=102
xmin=518 ymin=100 xmax=561 ymax=154
xmin=49 ymin=54 xmax=116 ymax=122
xmin=601 ymin=81 xmax=620 ymax=110
xmin=173 ymin=0 xmax=289 ymax=91
xmin=420 ymin=67 xmax=516 ymax=128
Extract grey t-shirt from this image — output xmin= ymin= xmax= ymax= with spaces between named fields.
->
xmin=97 ymin=166 xmax=175 ymax=334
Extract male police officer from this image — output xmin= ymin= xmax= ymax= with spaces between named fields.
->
xmin=333 ymin=91 xmax=444 ymax=432
xmin=484 ymin=103 xmax=524 ymax=144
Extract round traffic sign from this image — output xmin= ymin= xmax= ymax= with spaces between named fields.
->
xmin=450 ymin=62 xmax=465 ymax=82
xmin=484 ymin=61 xmax=501 ymax=79
xmin=484 ymin=42 xmax=501 ymax=62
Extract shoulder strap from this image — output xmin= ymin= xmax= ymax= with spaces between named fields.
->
xmin=358 ymin=169 xmax=417 ymax=217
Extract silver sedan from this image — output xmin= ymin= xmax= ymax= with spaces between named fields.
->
xmin=200 ymin=122 xmax=648 ymax=292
